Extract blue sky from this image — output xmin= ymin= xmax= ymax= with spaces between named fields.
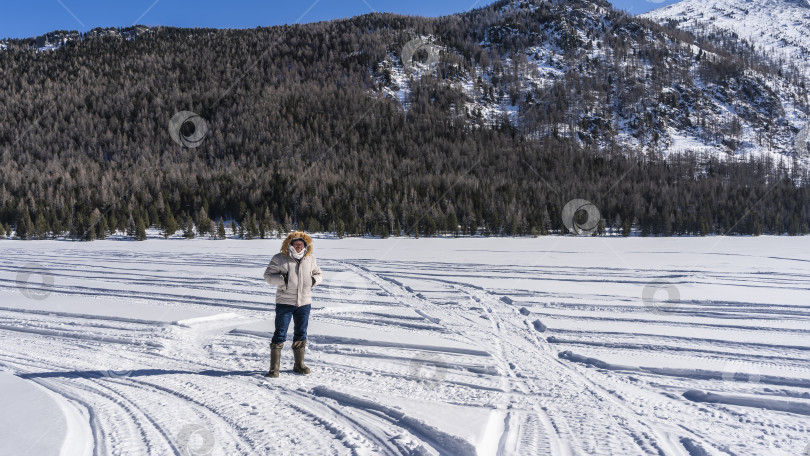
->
xmin=0 ymin=0 xmax=682 ymax=40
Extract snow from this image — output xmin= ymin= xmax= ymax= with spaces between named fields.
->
xmin=643 ymin=0 xmax=810 ymax=78
xmin=0 ymin=293 xmax=225 ymax=325
xmin=1 ymin=235 xmax=809 ymax=454
xmin=380 ymin=55 xmax=412 ymax=111
xmin=0 ymin=27 xmax=153 ymax=53
xmin=0 ymin=370 xmax=93 ymax=456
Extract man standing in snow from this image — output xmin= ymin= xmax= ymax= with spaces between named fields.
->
xmin=263 ymin=231 xmax=323 ymax=377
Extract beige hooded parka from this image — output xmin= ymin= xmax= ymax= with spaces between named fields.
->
xmin=263 ymin=231 xmax=323 ymax=306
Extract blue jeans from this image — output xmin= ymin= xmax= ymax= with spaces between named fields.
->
xmin=271 ymin=304 xmax=310 ymax=344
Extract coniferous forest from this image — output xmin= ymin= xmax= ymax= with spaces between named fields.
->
xmin=0 ymin=0 xmax=808 ymax=240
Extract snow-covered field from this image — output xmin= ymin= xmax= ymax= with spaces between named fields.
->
xmin=1 ymin=235 xmax=809 ymax=455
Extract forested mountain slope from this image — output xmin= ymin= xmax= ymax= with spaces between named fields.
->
xmin=0 ymin=0 xmax=808 ymax=238
xmin=643 ymin=0 xmax=810 ymax=79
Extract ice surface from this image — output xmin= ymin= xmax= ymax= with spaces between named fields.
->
xmin=0 ymin=235 xmax=809 ymax=455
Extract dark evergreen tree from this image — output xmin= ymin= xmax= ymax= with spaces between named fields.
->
xmin=96 ymin=216 xmax=108 ymax=240
xmin=183 ymin=217 xmax=195 ymax=239
xmin=246 ymin=213 xmax=259 ymax=239
xmin=217 ymin=217 xmax=226 ymax=240
xmin=135 ymin=217 xmax=147 ymax=241
xmin=336 ymin=220 xmax=346 ymax=239
xmin=162 ymin=211 xmax=178 ymax=239
xmin=16 ymin=209 xmax=32 ymax=240
xmin=196 ymin=208 xmax=211 ymax=237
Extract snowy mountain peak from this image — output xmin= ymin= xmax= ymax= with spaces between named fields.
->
xmin=643 ymin=0 xmax=810 ymax=76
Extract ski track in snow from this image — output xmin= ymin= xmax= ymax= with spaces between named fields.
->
xmin=1 ymin=240 xmax=809 ymax=455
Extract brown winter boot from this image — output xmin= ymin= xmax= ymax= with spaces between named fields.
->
xmin=292 ymin=340 xmax=310 ymax=375
xmin=265 ymin=343 xmax=283 ymax=377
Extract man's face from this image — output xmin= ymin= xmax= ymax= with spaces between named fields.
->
xmin=291 ymin=240 xmax=306 ymax=253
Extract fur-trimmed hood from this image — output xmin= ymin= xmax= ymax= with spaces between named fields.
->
xmin=280 ymin=231 xmax=314 ymax=257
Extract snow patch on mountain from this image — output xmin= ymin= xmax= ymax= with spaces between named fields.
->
xmin=373 ymin=0 xmax=809 ymax=166
xmin=643 ymin=0 xmax=810 ymax=77
xmin=0 ymin=26 xmax=153 ymax=52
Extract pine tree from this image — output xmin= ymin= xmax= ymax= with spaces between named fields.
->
xmin=34 ymin=212 xmax=48 ymax=240
xmin=107 ymin=213 xmax=118 ymax=236
xmin=127 ymin=215 xmax=137 ymax=237
xmin=306 ymin=216 xmax=321 ymax=233
xmin=699 ymin=217 xmax=710 ymax=236
xmin=183 ymin=217 xmax=195 ymax=239
xmin=426 ymin=216 xmax=437 ymax=237
xmin=196 ymin=207 xmax=211 ymax=237
xmin=262 ymin=208 xmax=273 ymax=239
xmin=217 ymin=217 xmax=226 ymax=239
xmin=87 ymin=209 xmax=102 ymax=241
xmin=448 ymin=212 xmax=459 ymax=237
xmin=622 ymin=218 xmax=632 ymax=237
xmin=135 ymin=217 xmax=147 ymax=241
xmin=16 ymin=210 xmax=32 ymax=239
xmin=336 ymin=219 xmax=345 ymax=239
xmin=148 ymin=204 xmax=159 ymax=231
xmin=69 ymin=212 xmax=86 ymax=240
xmin=162 ymin=211 xmax=178 ymax=238
xmin=282 ymin=212 xmax=293 ymax=233
xmin=206 ymin=219 xmax=216 ymax=239
xmin=238 ymin=220 xmax=246 ymax=239
xmin=96 ymin=217 xmax=108 ymax=240
xmin=117 ymin=213 xmax=127 ymax=235
xmin=247 ymin=213 xmax=259 ymax=239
